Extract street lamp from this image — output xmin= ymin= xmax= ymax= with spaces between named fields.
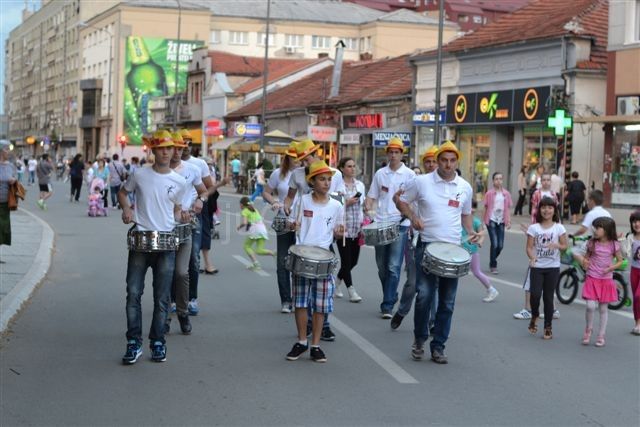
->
xmin=78 ymin=21 xmax=114 ymax=154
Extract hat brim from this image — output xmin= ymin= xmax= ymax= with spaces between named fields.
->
xmin=306 ymin=167 xmax=335 ymax=182
xmin=173 ymin=142 xmax=188 ymax=148
xmin=385 ymin=144 xmax=406 ymax=153
xmin=285 ymin=150 xmax=297 ymax=158
xmin=437 ymin=148 xmax=460 ymax=160
xmin=297 ymin=144 xmax=320 ymax=161
xmin=150 ymin=141 xmax=175 ymax=148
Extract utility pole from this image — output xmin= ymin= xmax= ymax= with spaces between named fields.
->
xmin=259 ymin=0 xmax=271 ymax=155
xmin=172 ymin=0 xmax=182 ymax=131
xmin=433 ymin=0 xmax=445 ymax=146
xmin=59 ymin=2 xmax=68 ymax=155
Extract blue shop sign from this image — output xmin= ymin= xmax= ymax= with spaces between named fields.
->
xmin=413 ymin=110 xmax=445 ymax=126
xmin=373 ymin=132 xmax=412 ymax=147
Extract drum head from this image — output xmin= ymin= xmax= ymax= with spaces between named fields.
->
xmin=289 ymin=245 xmax=334 ymax=261
xmin=426 ymin=242 xmax=470 ymax=263
xmin=362 ymin=222 xmax=395 ymax=231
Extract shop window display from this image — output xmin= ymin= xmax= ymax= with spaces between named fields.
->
xmin=458 ymin=128 xmax=490 ymax=200
xmin=611 ymin=126 xmax=640 ymax=206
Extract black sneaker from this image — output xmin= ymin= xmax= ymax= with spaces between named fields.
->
xmin=390 ymin=313 xmax=404 ymax=330
xmin=310 ymin=347 xmax=327 ymax=363
xmin=431 ymin=349 xmax=448 ymax=364
xmin=286 ymin=342 xmax=309 ymax=361
xmin=411 ymin=341 xmax=425 ymax=361
xmin=177 ymin=314 xmax=192 ymax=335
xmin=320 ymin=327 xmax=335 ymax=342
xmin=122 ymin=340 xmax=142 ymax=365
xmin=150 ymin=341 xmax=167 ymax=363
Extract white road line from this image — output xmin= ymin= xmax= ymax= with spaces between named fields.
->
xmin=232 ymin=255 xmax=271 ymax=277
xmin=330 ymin=315 xmax=419 ymax=384
xmin=488 ymin=276 xmax=634 ymax=319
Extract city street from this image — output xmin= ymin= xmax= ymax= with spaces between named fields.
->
xmin=1 ymin=183 xmax=638 ymax=426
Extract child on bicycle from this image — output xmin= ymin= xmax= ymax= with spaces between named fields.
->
xmin=626 ymin=211 xmax=640 ymax=336
xmin=236 ymin=196 xmax=274 ymax=270
xmin=526 ymin=197 xmax=567 ymax=340
xmin=574 ymin=217 xmax=624 ymax=347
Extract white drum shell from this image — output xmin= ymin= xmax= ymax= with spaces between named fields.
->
xmin=362 ymin=222 xmax=400 ymax=246
xmin=285 ymin=245 xmax=337 ymax=279
xmin=421 ymin=242 xmax=471 ymax=278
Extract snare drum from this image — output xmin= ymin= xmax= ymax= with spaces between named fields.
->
xmin=285 ymin=245 xmax=337 ymax=279
xmin=421 ymin=242 xmax=471 ymax=278
xmin=174 ymin=223 xmax=192 ymax=244
xmin=362 ymin=222 xmax=399 ymax=246
xmin=271 ymin=213 xmax=289 ymax=235
xmin=127 ymin=227 xmax=178 ymax=252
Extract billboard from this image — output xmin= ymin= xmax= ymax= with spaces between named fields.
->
xmin=124 ymin=36 xmax=204 ymax=145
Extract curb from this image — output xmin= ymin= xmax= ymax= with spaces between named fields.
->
xmin=0 ymin=208 xmax=55 ymax=334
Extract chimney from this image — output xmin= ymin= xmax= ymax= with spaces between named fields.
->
xmin=329 ymin=40 xmax=346 ymax=98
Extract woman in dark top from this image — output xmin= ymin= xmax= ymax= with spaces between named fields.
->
xmin=565 ymin=171 xmax=586 ymax=224
xmin=68 ymin=154 xmax=85 ymax=202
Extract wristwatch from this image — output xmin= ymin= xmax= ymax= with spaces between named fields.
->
xmin=198 ymin=195 xmax=207 ymax=203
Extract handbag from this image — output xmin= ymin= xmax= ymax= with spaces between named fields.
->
xmin=7 ymin=181 xmax=26 ymax=211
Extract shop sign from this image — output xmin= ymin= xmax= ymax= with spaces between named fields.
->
xmin=342 ymin=113 xmax=385 ymax=130
xmin=205 ymin=119 xmax=225 ymax=136
xmin=234 ymin=122 xmax=261 ymax=139
xmin=307 ymin=125 xmax=337 ymax=142
xmin=373 ymin=132 xmax=412 ymax=147
xmin=513 ymin=86 xmax=550 ymax=122
xmin=446 ymin=93 xmax=477 ymax=125
xmin=340 ymin=134 xmax=360 ymax=145
xmin=413 ymin=110 xmax=445 ymax=126
xmin=475 ymin=90 xmax=513 ymax=123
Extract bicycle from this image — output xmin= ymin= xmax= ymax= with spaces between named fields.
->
xmin=556 ymin=235 xmax=630 ymax=310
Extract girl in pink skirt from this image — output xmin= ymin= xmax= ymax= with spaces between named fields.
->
xmin=578 ymin=217 xmax=624 ymax=347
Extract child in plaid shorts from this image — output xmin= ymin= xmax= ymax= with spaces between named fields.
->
xmin=286 ymin=160 xmax=344 ymax=363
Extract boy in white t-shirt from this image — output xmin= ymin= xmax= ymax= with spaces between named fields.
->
xmin=286 ymin=160 xmax=345 ymax=363
xmin=117 ymin=130 xmax=189 ymax=365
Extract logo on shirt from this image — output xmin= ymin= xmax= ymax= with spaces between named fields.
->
xmin=535 ymin=232 xmax=555 ymax=258
xmin=303 ymin=210 xmax=313 ymax=218
xmin=166 ymin=184 xmax=177 ymax=198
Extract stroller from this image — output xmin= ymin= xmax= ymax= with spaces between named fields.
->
xmin=88 ymin=177 xmax=108 ymax=217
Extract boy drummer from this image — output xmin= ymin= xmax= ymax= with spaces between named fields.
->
xmin=117 ymin=129 xmax=189 ymax=364
xmin=286 ymin=160 xmax=345 ymax=363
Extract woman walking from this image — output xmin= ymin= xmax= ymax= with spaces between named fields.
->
xmin=93 ymin=158 xmax=110 ymax=208
xmin=249 ymin=161 xmax=266 ymax=202
xmin=0 ymin=140 xmax=17 ymax=261
xmin=483 ymin=172 xmax=512 ymax=274
xmin=514 ymin=165 xmax=528 ymax=216
xmin=565 ymin=171 xmax=586 ymax=224
xmin=68 ymin=154 xmax=85 ymax=203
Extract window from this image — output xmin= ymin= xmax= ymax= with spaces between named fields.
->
xmin=472 ymin=15 xmax=483 ymax=24
xmin=258 ymin=32 xmax=275 ymax=46
xmin=312 ymin=35 xmax=331 ymax=49
xmin=229 ymin=31 xmax=248 ymax=45
xmin=285 ymin=34 xmax=304 ymax=47
xmin=210 ymin=30 xmax=221 ymax=44
xmin=458 ymin=15 xmax=469 ymax=23
xmin=343 ymin=37 xmax=358 ymax=51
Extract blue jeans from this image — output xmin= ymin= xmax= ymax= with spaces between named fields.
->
xmin=110 ymin=184 xmax=121 ymax=207
xmin=413 ymin=241 xmax=459 ymax=352
xmin=250 ymin=183 xmax=264 ymax=202
xmin=397 ymin=238 xmax=416 ymax=317
xmin=487 ymin=221 xmax=505 ymax=269
xmin=125 ymin=250 xmax=176 ymax=345
xmin=276 ymin=231 xmax=295 ymax=304
xmin=375 ymin=225 xmax=408 ymax=313
xmin=188 ymin=215 xmax=202 ymax=300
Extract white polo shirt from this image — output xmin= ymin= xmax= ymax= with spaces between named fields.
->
xmin=400 ymin=171 xmax=473 ymax=244
xmin=367 ymin=163 xmax=415 ymax=226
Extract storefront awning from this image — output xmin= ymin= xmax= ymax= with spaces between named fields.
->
xmin=229 ymin=141 xmax=260 ymax=152
xmin=210 ymin=137 xmax=242 ymax=151
xmin=574 ymin=114 xmax=640 ymax=124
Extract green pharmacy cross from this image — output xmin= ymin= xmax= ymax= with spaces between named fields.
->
xmin=548 ymin=109 xmax=572 ymax=136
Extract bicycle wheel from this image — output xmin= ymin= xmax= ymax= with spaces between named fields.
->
xmin=608 ymin=273 xmax=629 ymax=311
xmin=556 ymin=268 xmax=579 ymax=304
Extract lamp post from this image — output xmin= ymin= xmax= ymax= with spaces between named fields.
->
xmin=173 ymin=0 xmax=182 ymax=131
xmin=259 ymin=0 xmax=272 ymax=155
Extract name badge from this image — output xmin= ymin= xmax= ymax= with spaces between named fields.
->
xmin=303 ymin=210 xmax=313 ymax=218
xmin=448 ymin=199 xmax=460 ymax=208
xmin=381 ymin=186 xmax=389 ymax=193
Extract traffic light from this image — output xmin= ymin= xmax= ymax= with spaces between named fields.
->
xmin=118 ymin=134 xmax=128 ymax=148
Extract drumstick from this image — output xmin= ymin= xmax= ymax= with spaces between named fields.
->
xmin=342 ymin=197 xmax=346 ymax=246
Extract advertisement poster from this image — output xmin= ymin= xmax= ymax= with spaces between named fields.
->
xmin=124 ymin=36 xmax=204 ymax=145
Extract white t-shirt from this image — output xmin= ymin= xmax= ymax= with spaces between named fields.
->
xmin=490 ymin=191 xmax=505 ymax=224
xmin=267 ymin=168 xmax=293 ymax=205
xmin=28 ymin=159 xmax=37 ymax=172
xmin=173 ymin=160 xmax=203 ymax=210
xmin=527 ymin=222 xmax=567 ymax=268
xmin=400 ymin=171 xmax=473 ymax=244
xmin=123 ymin=166 xmax=187 ymax=232
xmin=289 ymin=165 xmax=344 ymax=195
xmin=184 ymin=156 xmax=211 ymax=181
xmin=290 ymin=193 xmax=344 ymax=250
xmin=367 ymin=163 xmax=415 ymax=226
xmin=581 ymin=205 xmax=612 ymax=232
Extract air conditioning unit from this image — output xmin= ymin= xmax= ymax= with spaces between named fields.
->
xmin=284 ymin=46 xmax=296 ymax=54
xmin=617 ymin=96 xmax=640 ymax=116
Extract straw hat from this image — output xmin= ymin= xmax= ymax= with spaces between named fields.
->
xmin=285 ymin=141 xmax=298 ymax=158
xmin=295 ymin=138 xmax=320 ymax=161
xmin=305 ymin=159 xmax=335 ymax=183
xmin=146 ymin=130 xmax=175 ymax=149
xmin=179 ymin=128 xmax=193 ymax=142
xmin=385 ymin=137 xmax=405 ymax=153
xmin=171 ymin=132 xmax=188 ymax=148
xmin=436 ymin=140 xmax=461 ymax=160
xmin=421 ymin=145 xmax=438 ymax=162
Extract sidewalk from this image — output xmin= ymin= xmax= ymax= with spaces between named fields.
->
xmin=0 ymin=207 xmax=54 ymax=333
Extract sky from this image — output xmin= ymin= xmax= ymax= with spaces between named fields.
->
xmin=0 ymin=0 xmax=39 ymax=115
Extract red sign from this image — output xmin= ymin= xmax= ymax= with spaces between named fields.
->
xmin=205 ymin=119 xmax=224 ymax=136
xmin=342 ymin=113 xmax=385 ymax=130
xmin=307 ymin=125 xmax=337 ymax=142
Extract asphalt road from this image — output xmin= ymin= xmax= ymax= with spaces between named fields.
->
xmin=1 ymin=184 xmax=639 ymax=427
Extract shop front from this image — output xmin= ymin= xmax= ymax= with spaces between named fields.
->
xmin=372 ymin=131 xmax=412 ymax=170
xmin=412 ymin=109 xmax=445 ymax=166
xmin=307 ymin=125 xmax=338 ymax=167
xmin=611 ymin=124 xmax=640 ymax=206
xmin=340 ymin=113 xmax=386 ymax=185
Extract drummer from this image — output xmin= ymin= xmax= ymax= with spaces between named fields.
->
xmin=167 ymin=132 xmax=210 ymax=335
xmin=396 ymin=141 xmax=479 ymax=364
xmin=117 ymin=129 xmax=189 ymax=365
xmin=364 ymin=137 xmax=416 ymax=319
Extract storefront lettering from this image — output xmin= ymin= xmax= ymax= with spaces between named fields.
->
xmin=342 ymin=114 xmax=385 ymax=130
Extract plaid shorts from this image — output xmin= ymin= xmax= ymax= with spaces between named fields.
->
xmin=292 ymin=274 xmax=335 ymax=314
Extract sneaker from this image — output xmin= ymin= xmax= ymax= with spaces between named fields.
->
xmin=122 ymin=340 xmax=142 ymax=365
xmin=188 ymin=299 xmax=199 ymax=316
xmin=37 ymin=199 xmax=45 ymax=210
xmin=280 ymin=303 xmax=292 ymax=314
xmin=513 ymin=309 xmax=532 ymax=320
xmin=177 ymin=314 xmax=192 ymax=335
xmin=594 ymin=335 xmax=605 ymax=347
xmin=320 ymin=327 xmax=336 ymax=342
xmin=540 ymin=309 xmax=560 ymax=320
xmin=631 ymin=327 xmax=640 ymax=336
xmin=347 ymin=287 xmax=362 ymax=303
xmin=247 ymin=262 xmax=261 ymax=271
xmin=431 ymin=349 xmax=448 ymax=364
xmin=170 ymin=302 xmax=176 ymax=314
xmin=411 ymin=341 xmax=425 ymax=360
xmin=482 ymin=287 xmax=499 ymax=303
xmin=490 ymin=268 xmax=498 ymax=275
xmin=310 ymin=346 xmax=327 ymax=363
xmin=150 ymin=341 xmax=167 ymax=362
xmin=381 ymin=311 xmax=393 ymax=320
xmin=390 ymin=313 xmax=404 ymax=330
xmin=286 ymin=342 xmax=309 ymax=361
xmin=335 ymin=281 xmax=344 ymax=298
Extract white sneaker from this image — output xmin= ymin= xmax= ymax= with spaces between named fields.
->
xmin=540 ymin=310 xmax=560 ymax=320
xmin=482 ymin=287 xmax=499 ymax=303
xmin=513 ymin=309 xmax=532 ymax=319
xmin=280 ymin=303 xmax=292 ymax=314
xmin=347 ymin=286 xmax=362 ymax=303
xmin=335 ymin=281 xmax=344 ymax=298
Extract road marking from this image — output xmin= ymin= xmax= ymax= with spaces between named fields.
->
xmin=489 ymin=277 xmax=634 ymax=319
xmin=330 ymin=315 xmax=419 ymax=384
xmin=232 ymin=254 xmax=270 ymax=277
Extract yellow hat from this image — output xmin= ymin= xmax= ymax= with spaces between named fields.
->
xmin=285 ymin=141 xmax=298 ymax=158
xmin=385 ymin=137 xmax=405 ymax=153
xmin=171 ymin=132 xmax=188 ymax=148
xmin=146 ymin=129 xmax=175 ymax=149
xmin=179 ymin=128 xmax=193 ymax=142
xmin=295 ymin=138 xmax=320 ymax=161
xmin=421 ymin=145 xmax=438 ymax=162
xmin=436 ymin=140 xmax=461 ymax=160
xmin=306 ymin=159 xmax=335 ymax=183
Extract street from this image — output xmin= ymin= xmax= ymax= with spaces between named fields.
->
xmin=1 ymin=184 xmax=639 ymax=427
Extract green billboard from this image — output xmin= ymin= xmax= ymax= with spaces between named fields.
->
xmin=124 ymin=36 xmax=204 ymax=145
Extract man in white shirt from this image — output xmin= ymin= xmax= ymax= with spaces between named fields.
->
xmin=27 ymin=157 xmax=37 ymax=185
xmin=365 ymin=137 xmax=416 ymax=319
xmin=573 ymin=190 xmax=612 ymax=236
xmin=397 ymin=141 xmax=479 ymax=364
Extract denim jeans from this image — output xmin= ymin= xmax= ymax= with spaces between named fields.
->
xmin=250 ymin=183 xmax=264 ymax=202
xmin=413 ymin=241 xmax=459 ymax=352
xmin=487 ymin=221 xmax=505 ymax=269
xmin=397 ymin=239 xmax=417 ymax=317
xmin=276 ymin=231 xmax=295 ymax=304
xmin=110 ymin=184 xmax=121 ymax=207
xmin=374 ymin=225 xmax=408 ymax=313
xmin=125 ymin=250 xmax=176 ymax=345
xmin=171 ymin=236 xmax=192 ymax=316
xmin=188 ymin=215 xmax=202 ymax=300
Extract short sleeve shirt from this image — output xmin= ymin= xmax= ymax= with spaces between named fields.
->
xmin=267 ymin=168 xmax=293 ymax=205
xmin=587 ymin=241 xmax=620 ymax=279
xmin=231 ymin=159 xmax=241 ymax=173
xmin=290 ymin=193 xmax=344 ymax=250
xmin=527 ymin=222 xmax=567 ymax=268
xmin=184 ymin=156 xmax=211 ymax=181
xmin=367 ymin=163 xmax=415 ymax=225
xmin=581 ymin=206 xmax=612 ymax=232
xmin=173 ymin=160 xmax=203 ymax=209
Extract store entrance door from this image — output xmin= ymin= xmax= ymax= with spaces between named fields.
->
xmin=459 ymin=128 xmax=491 ymax=202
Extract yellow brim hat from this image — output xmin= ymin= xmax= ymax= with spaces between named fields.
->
xmin=385 ymin=137 xmax=406 ymax=153
xmin=286 ymin=141 xmax=298 ymax=158
xmin=306 ymin=159 xmax=335 ymax=183
xmin=147 ymin=130 xmax=175 ymax=148
xmin=171 ymin=132 xmax=188 ymax=148
xmin=422 ymin=145 xmax=438 ymax=162
xmin=295 ymin=138 xmax=320 ymax=161
xmin=436 ymin=140 xmax=461 ymax=160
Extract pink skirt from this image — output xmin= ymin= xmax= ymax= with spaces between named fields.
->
xmin=582 ymin=276 xmax=618 ymax=303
